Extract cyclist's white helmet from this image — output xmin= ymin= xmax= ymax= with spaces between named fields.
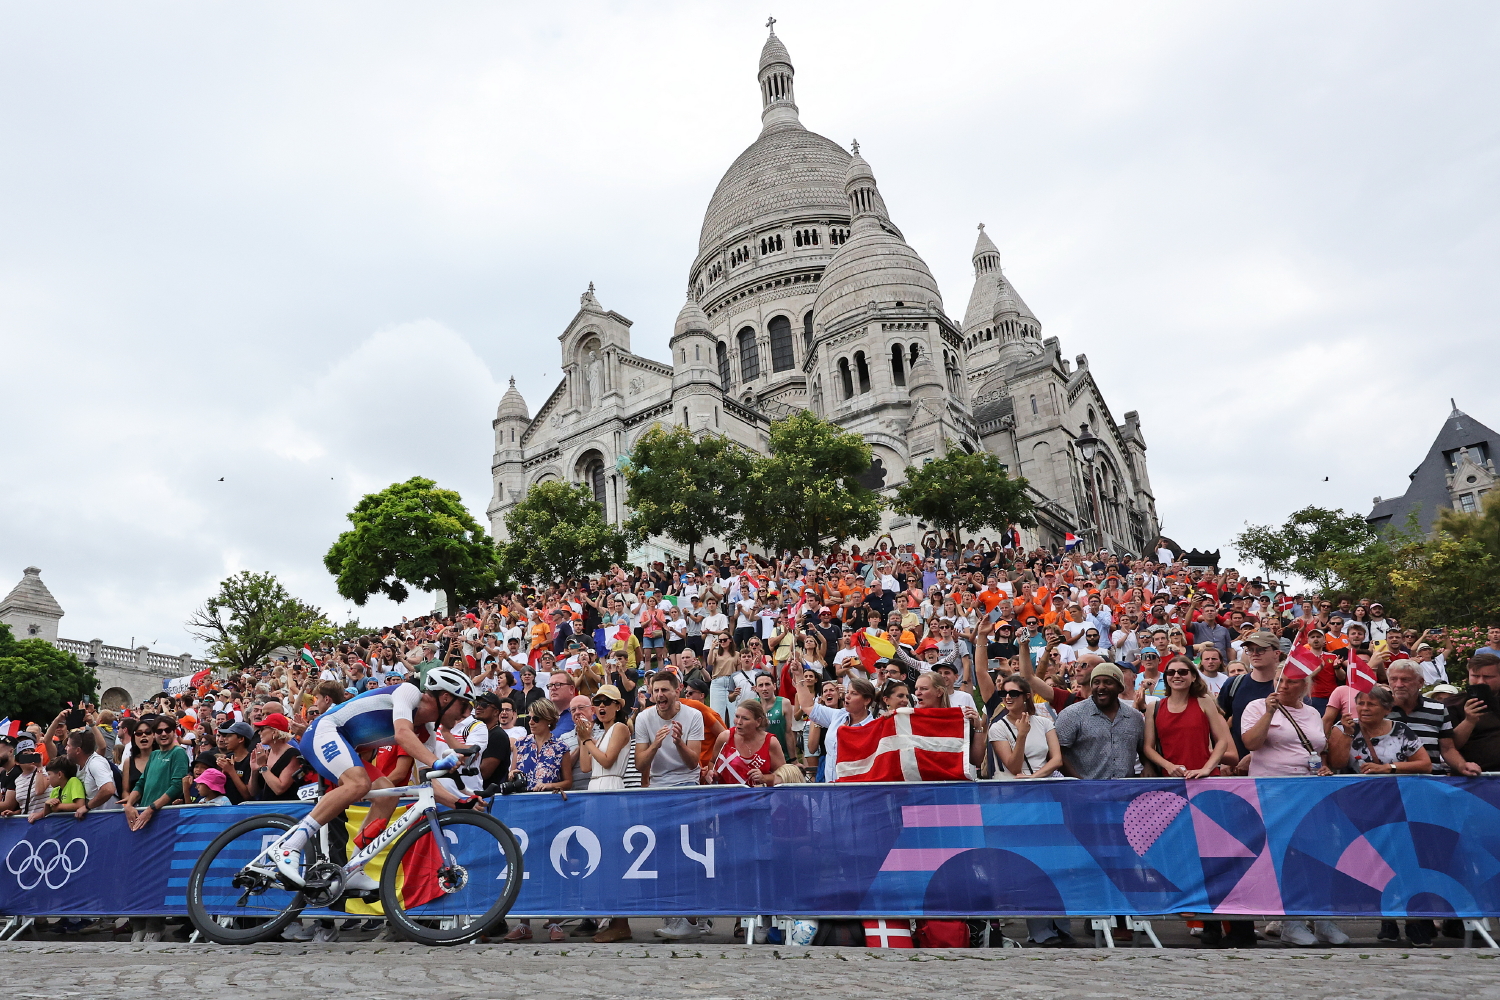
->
xmin=423 ymin=666 xmax=475 ymax=702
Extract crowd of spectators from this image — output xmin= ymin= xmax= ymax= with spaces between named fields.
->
xmin=4 ymin=535 xmax=1499 ymax=948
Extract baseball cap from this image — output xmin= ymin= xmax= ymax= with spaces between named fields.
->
xmin=225 ymin=721 xmax=257 ymax=741
xmin=257 ymin=712 xmax=291 ymax=732
xmin=475 ymin=691 xmax=503 ymax=709
xmin=1430 ymin=684 xmax=1461 ymax=696
xmin=1140 ymin=648 xmax=1161 ymax=660
xmin=1242 ymin=632 xmax=1280 ymax=650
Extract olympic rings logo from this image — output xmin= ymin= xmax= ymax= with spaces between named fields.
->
xmin=5 ymin=838 xmax=89 ymax=890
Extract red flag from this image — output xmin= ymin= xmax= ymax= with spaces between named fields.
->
xmin=863 ymin=919 xmax=913 ymax=948
xmin=613 ymin=619 xmax=632 ymax=646
xmin=835 ymin=707 xmax=970 ymax=782
xmin=1283 ymin=643 xmax=1320 ymax=680
xmin=189 ymin=668 xmax=211 ymax=687
xmin=399 ymin=830 xmax=446 ymax=909
xmin=1347 ymin=652 xmax=1377 ymax=693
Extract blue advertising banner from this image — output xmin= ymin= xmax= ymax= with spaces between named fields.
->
xmin=3 ymin=777 xmax=1500 ymax=919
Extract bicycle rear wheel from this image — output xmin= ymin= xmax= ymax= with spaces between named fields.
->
xmin=379 ymin=810 xmax=523 ymax=945
xmin=186 ymin=814 xmax=307 ymax=945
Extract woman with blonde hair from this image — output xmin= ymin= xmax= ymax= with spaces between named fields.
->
xmin=710 ymin=699 xmax=786 ymax=786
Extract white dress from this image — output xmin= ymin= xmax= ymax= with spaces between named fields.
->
xmin=586 ymin=723 xmax=631 ymax=791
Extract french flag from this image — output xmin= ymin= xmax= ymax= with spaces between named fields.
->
xmin=0 ymin=718 xmax=20 ymax=740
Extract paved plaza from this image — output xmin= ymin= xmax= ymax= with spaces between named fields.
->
xmin=5 ymin=936 xmax=1498 ymax=1000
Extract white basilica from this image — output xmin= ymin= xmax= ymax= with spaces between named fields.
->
xmin=488 ymin=25 xmax=1160 ymax=556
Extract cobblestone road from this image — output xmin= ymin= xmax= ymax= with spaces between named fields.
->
xmin=5 ymin=941 xmax=1498 ymax=1000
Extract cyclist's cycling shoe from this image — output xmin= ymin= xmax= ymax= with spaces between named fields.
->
xmin=345 ymin=871 xmax=379 ymax=893
xmin=272 ymin=846 xmax=306 ymax=887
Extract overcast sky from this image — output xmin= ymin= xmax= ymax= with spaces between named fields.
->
xmin=3 ymin=2 xmax=1497 ymax=656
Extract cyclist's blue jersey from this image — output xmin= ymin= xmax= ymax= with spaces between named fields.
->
xmin=300 ymin=682 xmax=432 ymax=781
xmin=322 ymin=682 xmax=425 ymax=749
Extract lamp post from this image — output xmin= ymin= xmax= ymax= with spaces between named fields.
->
xmin=1075 ymin=423 xmax=1101 ymax=552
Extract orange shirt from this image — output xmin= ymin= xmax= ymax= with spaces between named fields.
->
xmin=681 ymin=698 xmax=727 ymax=769
xmin=977 ymin=589 xmax=1006 ymax=613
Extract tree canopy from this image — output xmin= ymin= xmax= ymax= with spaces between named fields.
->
xmin=622 ymin=425 xmax=753 ymax=562
xmin=736 ymin=410 xmax=884 ymax=555
xmin=186 ymin=570 xmax=337 ymax=672
xmin=0 ymin=623 xmax=98 ymax=725
xmin=1232 ymin=505 xmax=1375 ymax=590
xmin=500 ymin=480 xmax=630 ymax=585
xmin=889 ymin=447 xmax=1036 ymax=544
xmin=324 ymin=476 xmax=502 ymax=617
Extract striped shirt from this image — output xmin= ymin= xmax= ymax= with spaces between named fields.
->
xmin=1388 ymin=697 xmax=1455 ymax=775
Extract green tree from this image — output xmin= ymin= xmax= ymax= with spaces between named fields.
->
xmin=186 ymin=570 xmax=337 ymax=672
xmin=0 ymin=623 xmax=98 ymax=724
xmin=889 ymin=447 xmax=1036 ymax=544
xmin=1385 ymin=493 xmax=1500 ymax=630
xmin=324 ymin=476 xmax=502 ymax=617
xmin=622 ymin=425 xmax=753 ymax=563
xmin=1232 ymin=505 xmax=1374 ymax=590
xmin=736 ymin=410 xmax=884 ymax=555
xmin=1231 ymin=522 xmax=1295 ymax=580
xmin=500 ymin=480 xmax=629 ymax=585
xmin=1281 ymin=506 xmax=1378 ymax=588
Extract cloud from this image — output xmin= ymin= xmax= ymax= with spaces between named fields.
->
xmin=1 ymin=3 xmax=1496 ymax=653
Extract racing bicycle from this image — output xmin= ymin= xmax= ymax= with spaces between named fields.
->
xmin=186 ymin=760 xmax=523 ymax=946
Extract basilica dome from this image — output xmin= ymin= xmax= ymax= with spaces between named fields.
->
xmin=811 ymin=149 xmax=942 ymax=328
xmin=697 ymin=128 xmax=851 ymax=255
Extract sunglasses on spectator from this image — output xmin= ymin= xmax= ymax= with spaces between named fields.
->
xmin=1164 ymin=668 xmax=1194 ymax=677
xmin=1001 ymin=690 xmax=1028 ymax=700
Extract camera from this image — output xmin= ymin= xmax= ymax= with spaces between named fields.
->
xmin=496 ymin=777 xmax=530 ymax=796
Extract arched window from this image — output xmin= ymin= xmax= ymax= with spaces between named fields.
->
xmin=838 ymin=358 xmax=854 ymax=400
xmin=717 ymin=341 xmax=732 ymax=388
xmin=803 ymin=310 xmax=814 ymax=352
xmin=855 ymin=351 xmax=871 ymax=394
xmin=738 ymin=326 xmax=760 ymax=382
xmin=909 ymin=343 xmax=919 ymax=368
xmin=578 ymin=451 xmax=607 ymax=510
xmin=890 ymin=344 xmax=906 ymax=386
xmin=768 ymin=316 xmax=794 ymax=372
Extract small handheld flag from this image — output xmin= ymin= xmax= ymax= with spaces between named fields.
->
xmin=300 ymin=645 xmax=320 ymax=669
xmin=1064 ymin=532 xmax=1079 ymax=552
xmin=1282 ymin=643 xmax=1320 ymax=680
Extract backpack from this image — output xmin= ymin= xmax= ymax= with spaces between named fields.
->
xmin=914 ymin=919 xmax=970 ymax=948
xmin=811 ymin=919 xmax=866 ymax=947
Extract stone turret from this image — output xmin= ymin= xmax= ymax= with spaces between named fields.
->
xmin=0 ymin=567 xmax=64 ymax=643
xmin=670 ymin=295 xmax=721 ymax=432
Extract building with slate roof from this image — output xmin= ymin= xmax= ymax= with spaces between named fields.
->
xmin=1368 ymin=401 xmax=1498 ymax=533
xmin=488 ymin=24 xmax=1160 ymax=556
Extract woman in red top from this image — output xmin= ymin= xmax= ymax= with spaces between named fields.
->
xmin=1143 ymin=656 xmax=1233 ymax=778
xmin=710 ymin=699 xmax=786 ymax=786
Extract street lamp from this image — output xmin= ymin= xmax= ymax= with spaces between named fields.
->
xmin=1075 ymin=423 xmax=1101 ymax=551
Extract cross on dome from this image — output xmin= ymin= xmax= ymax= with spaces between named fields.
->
xmin=766 ymin=15 xmax=776 ymax=33
xmin=850 ymin=138 xmax=860 ymax=154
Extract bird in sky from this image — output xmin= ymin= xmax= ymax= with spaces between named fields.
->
xmin=218 ymin=477 xmax=224 ymax=482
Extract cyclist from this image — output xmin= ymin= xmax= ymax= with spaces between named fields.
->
xmin=269 ymin=666 xmax=478 ymax=889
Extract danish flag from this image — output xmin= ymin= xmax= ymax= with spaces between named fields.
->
xmin=1282 ymin=643 xmax=1320 ymax=681
xmin=863 ymin=919 xmax=913 ymax=948
xmin=1347 ymin=651 xmax=1377 ymax=693
xmin=835 ymin=707 xmax=970 ymax=782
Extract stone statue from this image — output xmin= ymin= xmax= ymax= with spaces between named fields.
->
xmin=584 ymin=351 xmax=602 ymax=409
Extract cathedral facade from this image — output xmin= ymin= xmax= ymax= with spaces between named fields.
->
xmin=488 ymin=26 xmax=1160 ymax=557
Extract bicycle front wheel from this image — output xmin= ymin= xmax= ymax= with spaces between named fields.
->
xmin=379 ymin=809 xmax=523 ymax=945
xmin=186 ymin=813 xmax=307 ymax=945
